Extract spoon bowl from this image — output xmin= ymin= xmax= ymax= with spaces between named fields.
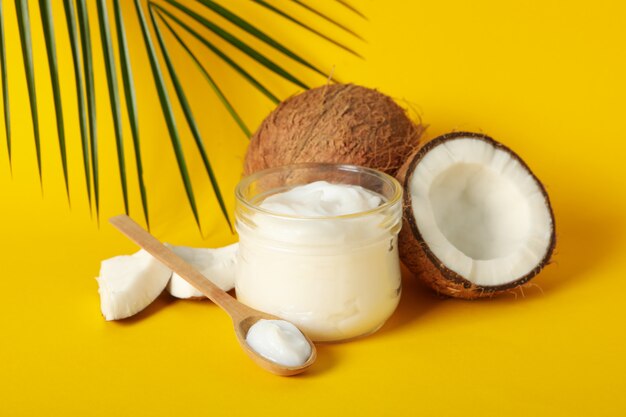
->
xmin=235 ymin=315 xmax=317 ymax=376
xmin=109 ymin=215 xmax=316 ymax=376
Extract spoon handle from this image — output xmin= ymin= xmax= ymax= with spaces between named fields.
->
xmin=109 ymin=215 xmax=244 ymax=316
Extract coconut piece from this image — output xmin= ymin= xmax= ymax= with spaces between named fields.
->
xmin=96 ymin=249 xmax=172 ymax=320
xmin=397 ymin=132 xmax=556 ymax=299
xmin=244 ymin=83 xmax=425 ymax=176
xmin=166 ymin=243 xmax=238 ymax=299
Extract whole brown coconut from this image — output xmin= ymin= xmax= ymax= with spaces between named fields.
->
xmin=397 ymin=132 xmax=556 ymax=299
xmin=244 ymin=84 xmax=425 ymax=176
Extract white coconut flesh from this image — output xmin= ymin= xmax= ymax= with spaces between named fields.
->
xmin=409 ymin=137 xmax=554 ymax=287
xmin=97 ymin=249 xmax=172 ymax=320
xmin=166 ymin=243 xmax=238 ymax=299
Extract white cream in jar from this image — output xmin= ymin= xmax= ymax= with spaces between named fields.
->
xmin=235 ymin=165 xmax=403 ymax=342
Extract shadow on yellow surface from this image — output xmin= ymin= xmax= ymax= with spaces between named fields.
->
xmin=113 ymin=292 xmax=176 ymax=325
xmin=537 ymin=189 xmax=623 ymax=294
xmin=372 ymin=266 xmax=441 ymax=339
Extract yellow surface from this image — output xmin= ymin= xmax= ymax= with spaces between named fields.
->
xmin=1 ymin=0 xmax=625 ymax=415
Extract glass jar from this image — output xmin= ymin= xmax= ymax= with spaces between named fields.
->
xmin=235 ymin=163 xmax=403 ymax=342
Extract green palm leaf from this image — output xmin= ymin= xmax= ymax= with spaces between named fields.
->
xmin=253 ymin=0 xmax=363 ymax=58
xmin=150 ymin=5 xmax=232 ymax=232
xmin=96 ymin=0 xmax=129 ymax=215
xmin=152 ymin=4 xmax=279 ymax=105
xmin=163 ymin=0 xmax=310 ymax=89
xmin=153 ymin=6 xmax=250 ymax=138
xmin=14 ymin=0 xmax=42 ymax=184
xmin=39 ymin=0 xmax=69 ymax=200
xmin=76 ymin=0 xmax=99 ymax=219
xmin=63 ymin=0 xmax=91 ymax=210
xmin=292 ymin=0 xmax=364 ymax=41
xmin=195 ymin=0 xmax=332 ymax=78
xmin=133 ymin=0 xmax=201 ymax=229
xmin=5 ymin=0 xmax=360 ymax=231
xmin=113 ymin=0 xmax=149 ymax=229
xmin=336 ymin=0 xmax=368 ymax=20
xmin=0 ymin=0 xmax=10 ymax=169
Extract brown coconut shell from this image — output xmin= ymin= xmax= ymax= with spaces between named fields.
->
xmin=396 ymin=131 xmax=556 ymax=299
xmin=244 ymin=83 xmax=425 ymax=176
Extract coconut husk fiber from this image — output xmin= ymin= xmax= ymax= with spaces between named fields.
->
xmin=244 ymin=83 xmax=425 ymax=176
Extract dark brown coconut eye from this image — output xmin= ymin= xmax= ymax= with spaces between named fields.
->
xmin=396 ymin=132 xmax=556 ymax=299
xmin=244 ymin=83 xmax=425 ymax=176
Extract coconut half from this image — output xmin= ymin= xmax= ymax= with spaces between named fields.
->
xmin=397 ymin=132 xmax=556 ymax=298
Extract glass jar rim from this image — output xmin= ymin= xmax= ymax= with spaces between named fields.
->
xmin=235 ymin=163 xmax=403 ymax=221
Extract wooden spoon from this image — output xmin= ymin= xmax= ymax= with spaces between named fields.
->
xmin=109 ymin=215 xmax=317 ymax=376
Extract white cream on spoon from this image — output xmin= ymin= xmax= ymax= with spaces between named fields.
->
xmin=246 ymin=319 xmax=312 ymax=367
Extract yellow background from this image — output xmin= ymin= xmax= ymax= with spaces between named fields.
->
xmin=1 ymin=0 xmax=625 ymax=415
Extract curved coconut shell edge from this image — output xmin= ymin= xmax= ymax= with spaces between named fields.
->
xmin=396 ymin=131 xmax=557 ymax=299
